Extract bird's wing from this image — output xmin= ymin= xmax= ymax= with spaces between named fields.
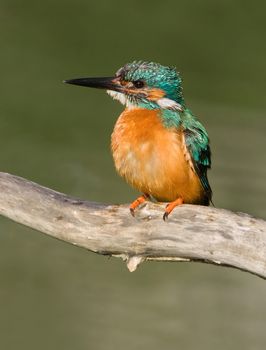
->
xmin=183 ymin=126 xmax=212 ymax=202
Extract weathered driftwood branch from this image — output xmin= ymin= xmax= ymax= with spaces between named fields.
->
xmin=0 ymin=172 xmax=265 ymax=278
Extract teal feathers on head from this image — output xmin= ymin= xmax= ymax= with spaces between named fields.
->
xmin=116 ymin=61 xmax=183 ymax=103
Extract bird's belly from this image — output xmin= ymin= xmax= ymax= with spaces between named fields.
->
xmin=111 ymin=108 xmax=204 ymax=203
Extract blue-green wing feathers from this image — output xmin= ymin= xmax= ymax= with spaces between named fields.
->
xmin=184 ymin=126 xmax=212 ymax=204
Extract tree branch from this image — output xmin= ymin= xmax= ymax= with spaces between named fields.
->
xmin=0 ymin=172 xmax=265 ymax=278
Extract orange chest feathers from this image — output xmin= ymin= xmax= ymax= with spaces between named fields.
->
xmin=111 ymin=108 xmax=204 ymax=203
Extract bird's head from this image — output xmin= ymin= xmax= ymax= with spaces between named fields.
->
xmin=65 ymin=61 xmax=184 ymax=111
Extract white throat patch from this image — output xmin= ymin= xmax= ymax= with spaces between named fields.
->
xmin=107 ymin=90 xmax=134 ymax=108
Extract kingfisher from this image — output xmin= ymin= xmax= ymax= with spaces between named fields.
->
xmin=65 ymin=61 xmax=212 ymax=220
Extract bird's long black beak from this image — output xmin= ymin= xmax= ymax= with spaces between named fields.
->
xmin=64 ymin=76 xmax=121 ymax=91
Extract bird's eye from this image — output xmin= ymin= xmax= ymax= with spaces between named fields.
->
xmin=133 ymin=80 xmax=145 ymax=88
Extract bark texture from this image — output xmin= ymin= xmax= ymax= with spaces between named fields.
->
xmin=0 ymin=172 xmax=265 ymax=277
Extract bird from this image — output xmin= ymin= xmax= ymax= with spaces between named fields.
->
xmin=64 ymin=61 xmax=212 ymax=220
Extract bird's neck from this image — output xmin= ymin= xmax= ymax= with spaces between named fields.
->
xmin=135 ymin=95 xmax=185 ymax=111
xmin=123 ymin=104 xmax=197 ymax=130
xmin=107 ymin=89 xmax=185 ymax=116
xmin=160 ymin=109 xmax=183 ymax=128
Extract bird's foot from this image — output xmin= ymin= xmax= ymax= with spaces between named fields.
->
xmin=130 ymin=194 xmax=150 ymax=217
xmin=163 ymin=197 xmax=183 ymax=221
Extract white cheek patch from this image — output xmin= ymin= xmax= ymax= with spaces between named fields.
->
xmin=107 ymin=90 xmax=134 ymax=108
xmin=157 ymin=98 xmax=183 ymax=111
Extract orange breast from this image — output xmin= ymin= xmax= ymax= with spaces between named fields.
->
xmin=111 ymin=108 xmax=205 ymax=204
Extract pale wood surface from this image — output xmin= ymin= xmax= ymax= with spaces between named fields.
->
xmin=0 ymin=172 xmax=265 ymax=277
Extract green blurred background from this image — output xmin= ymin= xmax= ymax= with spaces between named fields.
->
xmin=0 ymin=1 xmax=265 ymax=349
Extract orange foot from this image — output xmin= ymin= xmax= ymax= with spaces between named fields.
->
xmin=163 ymin=197 xmax=184 ymax=221
xmin=130 ymin=194 xmax=150 ymax=217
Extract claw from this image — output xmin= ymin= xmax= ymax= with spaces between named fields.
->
xmin=129 ymin=194 xmax=149 ymax=217
xmin=130 ymin=207 xmax=135 ymax=217
xmin=163 ymin=211 xmax=169 ymax=221
xmin=163 ymin=197 xmax=183 ymax=220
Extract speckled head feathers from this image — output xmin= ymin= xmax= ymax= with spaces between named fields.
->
xmin=115 ymin=61 xmax=183 ymax=104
